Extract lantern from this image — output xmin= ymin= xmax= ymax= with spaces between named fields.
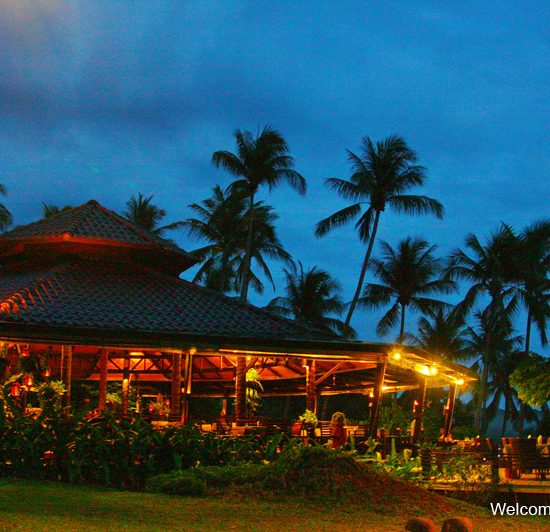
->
xmin=10 ymin=382 xmax=21 ymax=397
xmin=42 ymin=367 xmax=51 ymax=378
xmin=23 ymin=374 xmax=33 ymax=387
xmin=21 ymin=345 xmax=30 ymax=358
xmin=413 ymin=399 xmax=419 ymax=414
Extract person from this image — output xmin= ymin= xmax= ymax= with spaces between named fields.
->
xmin=329 ymin=412 xmax=347 ymax=449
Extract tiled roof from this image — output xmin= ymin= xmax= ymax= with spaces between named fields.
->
xmin=0 ymin=200 xmax=194 ymax=261
xmin=0 ymin=259 xmax=336 ymax=342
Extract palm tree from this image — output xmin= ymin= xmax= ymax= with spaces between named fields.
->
xmin=405 ymin=308 xmax=471 ymax=362
xmin=511 ymin=219 xmax=549 ymax=434
xmin=267 ymin=262 xmax=356 ymax=338
xmin=42 ymin=203 xmax=73 ymax=219
xmin=487 ymin=349 xmax=522 ymax=437
xmin=358 ymin=237 xmax=456 ymax=342
xmin=446 ymin=224 xmax=520 ymax=433
xmin=212 ymin=125 xmax=306 ymax=303
xmin=181 ymin=186 xmax=293 ymax=295
xmin=315 ymin=135 xmax=444 ymax=327
xmin=464 ymin=303 xmax=520 ymax=435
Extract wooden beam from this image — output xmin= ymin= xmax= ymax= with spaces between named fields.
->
xmin=170 ymin=351 xmax=182 ymax=418
xmin=121 ymin=356 xmax=130 ymax=416
xmin=443 ymin=384 xmax=457 ymax=438
xmin=369 ymin=361 xmax=387 ymax=439
xmin=305 ymin=359 xmax=316 ymax=413
xmin=62 ymin=345 xmax=72 ymax=409
xmin=413 ymin=378 xmax=428 ymax=442
xmin=98 ymin=349 xmax=108 ymax=410
xmin=180 ymin=351 xmax=193 ymax=424
xmin=315 ymin=361 xmax=345 ymax=386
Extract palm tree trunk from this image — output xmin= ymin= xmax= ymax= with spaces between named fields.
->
xmin=399 ymin=303 xmax=406 ymax=343
xmin=501 ymin=396 xmax=509 ymax=438
xmin=239 ymin=192 xmax=255 ymax=303
xmin=477 ymin=361 xmax=489 ymax=434
xmin=344 ymin=209 xmax=381 ymax=326
xmin=519 ymin=310 xmax=532 ymax=436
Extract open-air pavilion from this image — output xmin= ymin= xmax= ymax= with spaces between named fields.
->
xmin=0 ymin=200 xmax=474 ymax=440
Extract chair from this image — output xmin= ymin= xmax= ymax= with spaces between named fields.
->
xmin=510 ymin=438 xmax=547 ymax=479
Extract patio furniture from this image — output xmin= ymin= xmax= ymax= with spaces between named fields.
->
xmin=510 ymin=438 xmax=549 ymax=479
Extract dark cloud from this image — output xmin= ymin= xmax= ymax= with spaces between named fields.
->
xmin=0 ymin=1 xmax=548 ymax=350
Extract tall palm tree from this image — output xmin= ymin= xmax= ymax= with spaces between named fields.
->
xmin=511 ymin=219 xmax=549 ymax=434
xmin=405 ymin=308 xmax=471 ymax=362
xmin=487 ymin=349 xmax=522 ymax=437
xmin=267 ymin=262 xmax=356 ymax=338
xmin=42 ymin=203 xmax=73 ymax=219
xmin=358 ymin=237 xmax=456 ymax=342
xmin=464 ymin=303 xmax=520 ymax=435
xmin=0 ymin=184 xmax=12 ymax=231
xmin=181 ymin=186 xmax=293 ymax=295
xmin=446 ymin=224 xmax=520 ymax=433
xmin=315 ymin=135 xmax=444 ymax=327
xmin=212 ymin=125 xmax=306 ymax=303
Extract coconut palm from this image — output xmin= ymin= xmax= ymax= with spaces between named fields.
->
xmin=315 ymin=135 xmax=444 ymax=327
xmin=182 ymin=185 xmax=293 ymax=295
xmin=267 ymin=262 xmax=356 ymax=338
xmin=358 ymin=237 xmax=456 ymax=342
xmin=513 ymin=219 xmax=550 ymax=359
xmin=42 ymin=203 xmax=73 ymax=219
xmin=0 ymin=184 xmax=12 ymax=231
xmin=404 ymin=308 xmax=471 ymax=362
xmin=446 ymin=224 xmax=518 ymax=320
xmin=464 ymin=303 xmax=521 ymax=435
xmin=487 ymin=349 xmax=522 ymax=437
xmin=446 ymin=224 xmax=522 ymax=433
xmin=212 ymin=125 xmax=305 ymax=303
xmin=510 ymin=219 xmax=550 ymax=434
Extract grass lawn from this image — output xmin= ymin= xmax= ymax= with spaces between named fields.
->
xmin=0 ymin=479 xmax=548 ymax=531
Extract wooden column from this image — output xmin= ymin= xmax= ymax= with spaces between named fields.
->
xmin=442 ymin=384 xmax=457 ymax=438
xmin=170 ymin=351 xmax=182 ymax=419
xmin=62 ymin=345 xmax=73 ymax=409
xmin=98 ymin=349 xmax=108 ymax=411
xmin=305 ymin=359 xmax=316 ymax=413
xmin=369 ymin=360 xmax=387 ymax=438
xmin=180 ymin=351 xmax=193 ymax=424
xmin=413 ymin=378 xmax=428 ymax=441
xmin=235 ymin=356 xmax=246 ymax=422
xmin=121 ymin=356 xmax=130 ymax=416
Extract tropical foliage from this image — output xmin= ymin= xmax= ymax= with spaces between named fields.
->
xmin=510 ymin=354 xmax=550 ymax=408
xmin=358 ymin=237 xmax=456 ymax=341
xmin=0 ymin=184 xmax=12 ymax=231
xmin=267 ymin=262 xmax=355 ymax=337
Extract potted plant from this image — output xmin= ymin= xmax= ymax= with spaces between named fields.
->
xmin=296 ymin=409 xmax=318 ymax=437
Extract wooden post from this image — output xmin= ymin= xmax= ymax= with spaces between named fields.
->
xmin=413 ymin=378 xmax=428 ymax=441
xmin=98 ymin=349 xmax=108 ymax=411
xmin=235 ymin=356 xmax=246 ymax=422
xmin=121 ymin=356 xmax=130 ymax=416
xmin=180 ymin=351 xmax=193 ymax=424
xmin=369 ymin=360 xmax=387 ymax=439
xmin=62 ymin=345 xmax=73 ymax=409
xmin=171 ymin=351 xmax=182 ymax=419
xmin=305 ymin=359 xmax=316 ymax=413
xmin=442 ymin=384 xmax=457 ymax=438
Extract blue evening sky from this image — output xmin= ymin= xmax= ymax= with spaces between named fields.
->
xmin=1 ymin=1 xmax=548 ymax=352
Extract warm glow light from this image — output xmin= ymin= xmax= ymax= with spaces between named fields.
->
xmin=392 ymin=352 xmax=402 ymax=361
xmin=21 ymin=345 xmax=30 ymax=358
xmin=429 ymin=366 xmax=438 ymax=376
xmin=129 ymin=351 xmax=144 ymax=357
xmin=10 ymin=382 xmax=20 ymax=397
xmin=416 ymin=364 xmax=431 ymax=376
xmin=23 ymin=374 xmax=33 ymax=387
xmin=189 ymin=347 xmax=197 ymax=355
xmin=455 ymin=378 xmax=465 ymax=386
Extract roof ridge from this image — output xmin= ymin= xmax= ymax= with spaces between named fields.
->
xmin=89 ymin=201 xmax=184 ymax=252
xmin=0 ymin=202 xmax=88 ymax=238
